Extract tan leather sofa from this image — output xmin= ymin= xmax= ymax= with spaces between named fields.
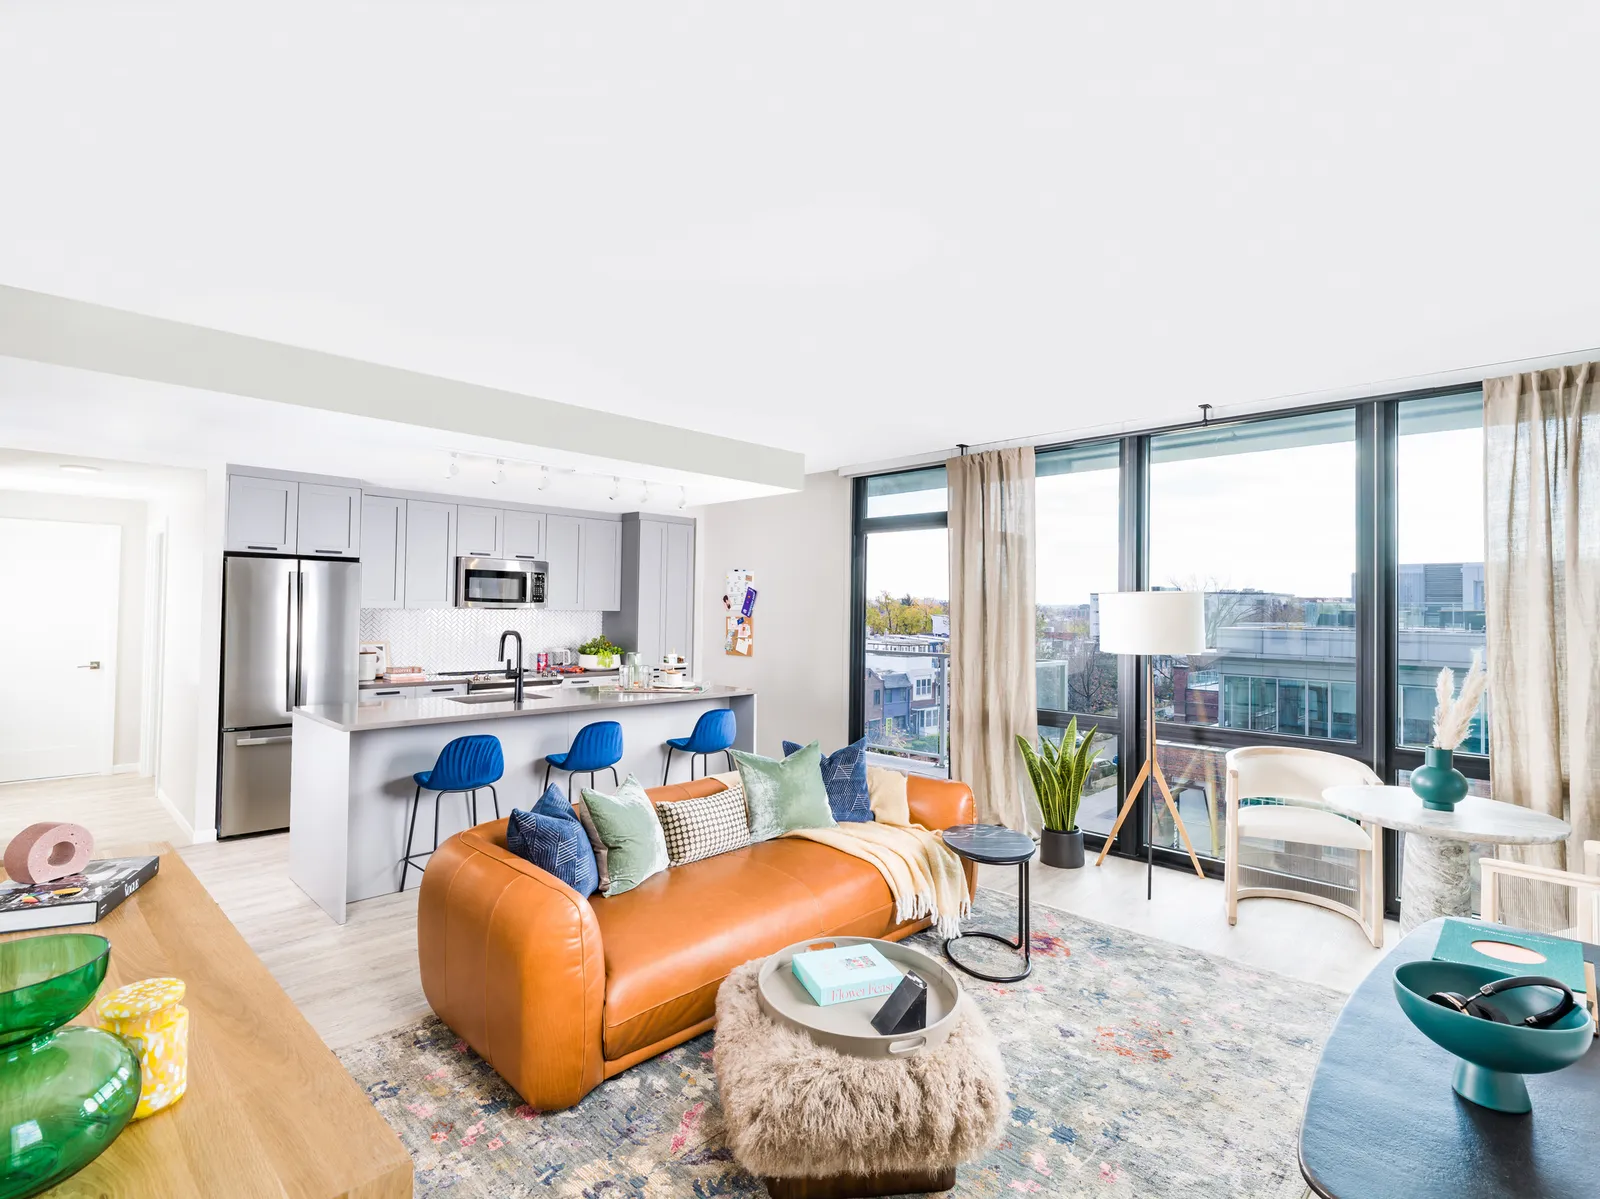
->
xmin=418 ymin=774 xmax=976 ymax=1111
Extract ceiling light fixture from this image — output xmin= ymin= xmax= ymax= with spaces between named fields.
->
xmin=537 ymin=465 xmax=549 ymax=491
xmin=640 ymin=481 xmax=651 ymax=505
xmin=446 ymin=453 xmax=459 ymax=479
xmin=608 ymin=476 xmax=620 ymax=502
xmin=58 ymin=464 xmax=101 ymax=474
xmin=492 ymin=459 xmax=506 ymax=486
xmin=678 ymin=486 xmax=688 ymax=510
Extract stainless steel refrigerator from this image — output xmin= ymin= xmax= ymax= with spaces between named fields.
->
xmin=219 ymin=555 xmax=359 ymax=837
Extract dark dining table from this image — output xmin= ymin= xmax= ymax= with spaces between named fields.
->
xmin=1299 ymin=917 xmax=1599 ymax=1199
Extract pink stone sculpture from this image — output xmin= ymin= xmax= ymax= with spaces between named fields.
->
xmin=3 ymin=822 xmax=95 ymax=884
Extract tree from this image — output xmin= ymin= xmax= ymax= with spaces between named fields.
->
xmin=865 ymin=592 xmax=945 ymax=635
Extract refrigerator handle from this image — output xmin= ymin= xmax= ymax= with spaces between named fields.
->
xmin=294 ymin=569 xmax=305 ymax=709
xmin=285 ymin=571 xmax=294 ymax=714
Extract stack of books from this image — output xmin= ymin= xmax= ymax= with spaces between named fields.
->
xmin=0 ymin=856 xmax=160 ymax=932
xmin=384 ymin=666 xmax=427 ymax=683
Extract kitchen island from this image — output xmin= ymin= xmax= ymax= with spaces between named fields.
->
xmin=289 ymin=684 xmax=756 ymax=922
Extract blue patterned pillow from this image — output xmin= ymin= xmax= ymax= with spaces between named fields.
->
xmin=783 ymin=738 xmax=873 ymax=823
xmin=506 ymin=789 xmax=600 ymax=896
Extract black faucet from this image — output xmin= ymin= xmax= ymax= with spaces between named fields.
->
xmin=498 ymin=630 xmax=525 ymax=705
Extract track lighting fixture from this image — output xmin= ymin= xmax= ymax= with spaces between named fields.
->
xmin=446 ymin=453 xmax=459 ymax=479
xmin=492 ymin=459 xmax=506 ymax=485
xmin=609 ymin=476 xmax=620 ymax=502
xmin=678 ymin=486 xmax=687 ymax=510
xmin=538 ymin=465 xmax=549 ymax=491
xmin=640 ymin=481 xmax=651 ymax=505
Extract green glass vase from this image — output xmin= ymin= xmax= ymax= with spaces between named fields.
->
xmin=1410 ymin=746 xmax=1470 ymax=812
xmin=0 ymin=934 xmax=140 ymax=1199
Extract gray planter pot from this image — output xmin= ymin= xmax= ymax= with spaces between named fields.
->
xmin=1040 ymin=827 xmax=1085 ymax=869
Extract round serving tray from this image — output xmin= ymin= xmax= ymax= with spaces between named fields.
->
xmin=756 ymin=936 xmax=963 ymax=1060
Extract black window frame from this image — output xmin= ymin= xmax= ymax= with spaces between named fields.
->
xmin=848 ymin=384 xmax=1490 ymax=921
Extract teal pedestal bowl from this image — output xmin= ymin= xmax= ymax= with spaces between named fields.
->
xmin=1394 ymin=960 xmax=1593 ymax=1114
xmin=0 ymin=934 xmax=141 ymax=1199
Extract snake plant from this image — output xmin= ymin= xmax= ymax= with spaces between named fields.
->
xmin=1017 ymin=718 xmax=1101 ymax=833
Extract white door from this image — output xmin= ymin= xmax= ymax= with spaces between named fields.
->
xmin=0 ymin=518 xmax=120 ymax=782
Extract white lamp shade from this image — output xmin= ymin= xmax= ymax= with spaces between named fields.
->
xmin=1097 ymin=590 xmax=1207 ymax=655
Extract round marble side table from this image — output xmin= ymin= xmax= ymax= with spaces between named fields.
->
xmin=1320 ymin=786 xmax=1570 ymax=935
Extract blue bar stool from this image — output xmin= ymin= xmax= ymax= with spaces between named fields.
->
xmin=543 ymin=720 xmax=623 ymax=793
xmin=399 ymin=735 xmax=504 ymax=892
xmin=662 ymin=709 xmax=737 ymax=785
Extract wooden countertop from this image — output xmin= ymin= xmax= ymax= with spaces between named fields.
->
xmin=2 ymin=843 xmax=412 ymax=1199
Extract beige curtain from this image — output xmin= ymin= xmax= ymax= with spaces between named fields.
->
xmin=1485 ymin=364 xmax=1599 ymax=930
xmin=948 ymin=447 xmax=1039 ymax=835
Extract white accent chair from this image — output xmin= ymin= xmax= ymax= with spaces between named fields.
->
xmin=1224 ymin=746 xmax=1385 ymax=948
xmin=1480 ymin=840 xmax=1600 ymax=942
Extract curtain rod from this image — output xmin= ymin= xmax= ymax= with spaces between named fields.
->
xmin=834 ymin=344 xmax=1600 ymax=478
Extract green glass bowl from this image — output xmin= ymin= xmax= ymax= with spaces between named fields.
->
xmin=1394 ymin=960 xmax=1594 ymax=1114
xmin=0 ymin=934 xmax=112 ymax=1050
xmin=0 ymin=935 xmax=141 ymax=1199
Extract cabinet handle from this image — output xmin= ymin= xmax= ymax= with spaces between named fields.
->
xmin=372 ymin=689 xmax=402 ymax=696
xmin=428 ymin=686 xmax=455 ymax=693
xmin=236 ymin=734 xmax=293 ymax=746
xmin=312 ymin=548 xmax=344 ymax=555
xmin=515 ymin=555 xmax=538 ymax=560
xmin=248 ymin=545 xmax=279 ymax=552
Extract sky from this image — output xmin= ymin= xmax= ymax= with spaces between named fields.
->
xmin=866 ymin=425 xmax=1485 ymax=605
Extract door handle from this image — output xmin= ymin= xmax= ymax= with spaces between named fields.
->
xmin=236 ymin=734 xmax=292 ymax=746
xmin=77 ymin=661 xmax=102 ymax=670
xmin=287 ymin=572 xmax=296 ymax=714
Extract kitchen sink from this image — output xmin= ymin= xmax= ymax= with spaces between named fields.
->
xmin=448 ymin=692 xmax=549 ymax=705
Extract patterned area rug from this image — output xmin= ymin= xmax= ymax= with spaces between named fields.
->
xmin=338 ymin=889 xmax=1344 ymax=1197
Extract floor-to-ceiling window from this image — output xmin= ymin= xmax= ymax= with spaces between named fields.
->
xmin=848 ymin=387 xmax=1489 ymax=919
xmin=854 ymin=467 xmax=951 ymax=776
xmin=1034 ymin=442 xmax=1122 ymax=835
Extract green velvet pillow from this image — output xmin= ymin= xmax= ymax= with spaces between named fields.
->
xmin=577 ymin=774 xmax=670 ymax=897
xmin=732 ymin=742 xmax=838 ymax=843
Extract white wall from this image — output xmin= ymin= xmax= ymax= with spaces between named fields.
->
xmin=697 ymin=471 xmax=851 ymax=758
xmin=0 ymin=490 xmax=147 ymax=767
xmin=144 ymin=469 xmax=221 ymax=840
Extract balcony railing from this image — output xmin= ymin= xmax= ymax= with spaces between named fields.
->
xmin=863 ymin=644 xmax=950 ymax=777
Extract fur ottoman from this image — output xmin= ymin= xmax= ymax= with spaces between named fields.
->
xmin=713 ymin=960 xmax=1008 ymax=1196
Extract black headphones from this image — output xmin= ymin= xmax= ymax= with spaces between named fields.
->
xmin=1427 ymin=975 xmax=1578 ymax=1028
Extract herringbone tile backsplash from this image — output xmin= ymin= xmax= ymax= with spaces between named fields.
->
xmin=359 ymin=608 xmax=603 ymax=671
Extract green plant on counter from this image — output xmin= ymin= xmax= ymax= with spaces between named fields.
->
xmin=578 ymin=635 xmax=621 ymax=667
xmin=1016 ymin=718 xmax=1101 ymax=833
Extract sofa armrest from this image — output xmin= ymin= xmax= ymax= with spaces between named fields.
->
xmin=417 ymin=821 xmax=606 ymax=1110
xmin=907 ymin=776 xmax=975 ymax=831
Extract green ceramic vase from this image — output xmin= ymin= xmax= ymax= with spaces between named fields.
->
xmin=1410 ymin=746 xmax=1470 ymax=811
xmin=0 ymin=934 xmax=141 ymax=1199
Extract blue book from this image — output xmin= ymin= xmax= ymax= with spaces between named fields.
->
xmin=791 ymin=943 xmax=901 ymax=1006
xmin=1432 ymin=918 xmax=1586 ymax=995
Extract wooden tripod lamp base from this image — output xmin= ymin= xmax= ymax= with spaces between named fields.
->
xmin=1089 ymin=590 xmax=1208 ymax=882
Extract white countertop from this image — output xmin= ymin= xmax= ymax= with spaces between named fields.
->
xmin=296 ymin=684 xmax=754 ymax=733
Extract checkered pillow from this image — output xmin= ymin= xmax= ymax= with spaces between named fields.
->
xmin=654 ymin=783 xmax=751 ymax=867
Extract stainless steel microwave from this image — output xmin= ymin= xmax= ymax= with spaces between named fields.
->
xmin=456 ymin=557 xmax=547 ymax=608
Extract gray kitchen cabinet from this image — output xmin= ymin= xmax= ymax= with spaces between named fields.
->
xmin=580 ymin=517 xmax=622 ymax=612
xmin=402 ymin=500 xmax=456 ymax=608
xmin=543 ymin=515 xmax=582 ymax=609
xmin=226 ymin=474 xmax=298 ymax=554
xmin=457 ymin=505 xmax=503 ymax=558
xmin=604 ymin=515 xmax=693 ymax=661
xmin=359 ymin=495 xmax=406 ymax=608
xmin=662 ymin=520 xmax=695 ymax=661
xmin=502 ymin=509 xmax=546 ymax=562
xmin=296 ymin=483 xmax=362 ymax=558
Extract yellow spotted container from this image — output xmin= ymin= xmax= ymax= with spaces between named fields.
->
xmin=97 ymin=976 xmax=189 ymax=1119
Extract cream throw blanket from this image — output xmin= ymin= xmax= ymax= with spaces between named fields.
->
xmin=785 ymin=821 xmax=971 ymax=939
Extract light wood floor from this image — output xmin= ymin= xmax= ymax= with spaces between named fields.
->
xmin=1 ymin=774 xmax=1391 ymax=1055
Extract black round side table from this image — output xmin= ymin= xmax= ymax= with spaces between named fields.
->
xmin=940 ymin=823 xmax=1037 ymax=983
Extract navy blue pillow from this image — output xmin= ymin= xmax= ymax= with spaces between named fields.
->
xmin=507 ymin=786 xmax=600 ymax=895
xmin=783 ymin=738 xmax=872 ymax=823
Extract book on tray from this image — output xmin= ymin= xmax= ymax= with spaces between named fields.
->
xmin=0 ymin=856 xmax=160 ymax=933
xmin=791 ymin=942 xmax=901 ymax=1006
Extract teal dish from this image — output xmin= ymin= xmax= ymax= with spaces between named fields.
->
xmin=1409 ymin=747 xmax=1470 ymax=811
xmin=0 ymin=934 xmax=141 ymax=1198
xmin=1394 ymin=960 xmax=1593 ymax=1114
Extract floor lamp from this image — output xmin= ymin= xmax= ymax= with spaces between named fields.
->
xmin=1093 ymin=590 xmax=1207 ymax=896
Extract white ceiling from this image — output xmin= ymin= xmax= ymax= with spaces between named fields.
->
xmin=3 ymin=4 xmax=1598 ymax=471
